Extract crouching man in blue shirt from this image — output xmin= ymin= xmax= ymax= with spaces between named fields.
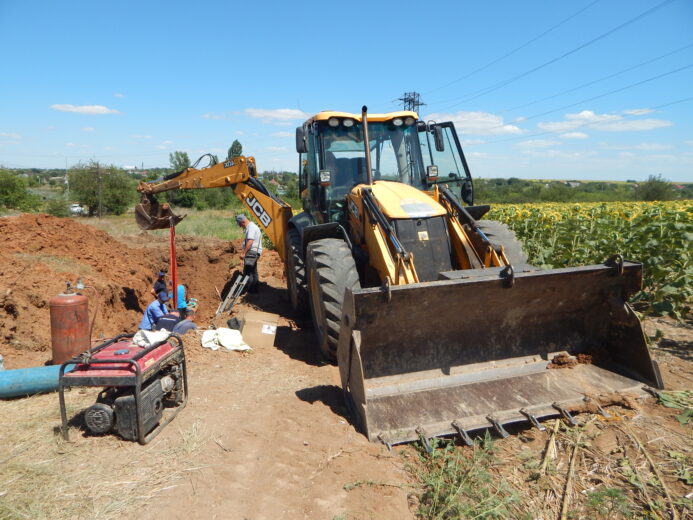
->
xmin=139 ymin=291 xmax=169 ymax=330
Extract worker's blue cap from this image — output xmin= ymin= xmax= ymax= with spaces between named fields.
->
xmin=158 ymin=271 xmax=166 ymax=277
xmin=235 ymin=214 xmax=246 ymax=224
xmin=157 ymin=291 xmax=169 ymax=301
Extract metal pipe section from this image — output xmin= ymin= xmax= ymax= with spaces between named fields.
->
xmin=361 ymin=106 xmax=373 ymax=185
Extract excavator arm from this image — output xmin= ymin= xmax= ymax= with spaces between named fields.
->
xmin=135 ymin=155 xmax=292 ymax=260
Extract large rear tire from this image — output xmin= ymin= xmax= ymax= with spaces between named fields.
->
xmin=476 ymin=220 xmax=529 ymax=266
xmin=285 ymin=228 xmax=308 ymax=315
xmin=306 ymin=238 xmax=361 ymax=362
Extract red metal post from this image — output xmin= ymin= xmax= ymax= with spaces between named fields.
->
xmin=170 ymin=222 xmax=178 ymax=309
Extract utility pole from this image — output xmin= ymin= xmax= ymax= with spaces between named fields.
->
xmin=398 ymin=92 xmax=426 ymax=112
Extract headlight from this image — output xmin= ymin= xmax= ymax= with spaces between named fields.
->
xmin=328 ymin=117 xmax=340 ymax=127
xmin=404 ymin=117 xmax=415 ymax=126
xmin=392 ymin=118 xmax=403 ymax=126
xmin=343 ymin=119 xmax=354 ymax=127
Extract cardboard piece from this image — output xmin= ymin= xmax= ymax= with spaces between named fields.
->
xmin=238 ymin=310 xmax=279 ymax=349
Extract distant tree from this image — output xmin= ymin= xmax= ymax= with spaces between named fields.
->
xmin=68 ymin=162 xmax=137 ymax=216
xmin=228 ymin=140 xmax=243 ymax=160
xmin=635 ymin=174 xmax=675 ymax=201
xmin=210 ymin=154 xmax=219 ymax=164
xmin=169 ymin=151 xmax=191 ymax=172
xmin=44 ymin=198 xmax=70 ymax=217
xmin=0 ymin=170 xmax=42 ymax=210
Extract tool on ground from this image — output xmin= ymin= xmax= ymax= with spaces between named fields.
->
xmin=59 ymin=333 xmax=188 ymax=444
xmin=134 ymin=108 xmax=662 ymax=444
xmin=215 ymin=272 xmax=248 ymax=317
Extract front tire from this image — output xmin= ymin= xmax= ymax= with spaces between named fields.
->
xmin=476 ymin=220 xmax=529 ymax=266
xmin=285 ymin=228 xmax=308 ymax=315
xmin=306 ymin=238 xmax=361 ymax=361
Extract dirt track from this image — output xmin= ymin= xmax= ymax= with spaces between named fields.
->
xmin=1 ymin=215 xmax=691 ymax=519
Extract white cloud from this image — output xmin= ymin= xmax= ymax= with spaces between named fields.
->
xmin=131 ymin=134 xmax=152 ymax=139
xmin=155 ymin=145 xmax=167 ymax=150
xmin=425 ymin=110 xmax=524 ymax=135
xmin=461 ymin=139 xmax=485 ymax=146
xmin=622 ymin=108 xmax=653 ymax=116
xmin=235 ymin=131 xmax=244 ymax=135
xmin=516 ymin=139 xmax=560 ymax=149
xmin=538 ymin=109 xmax=671 ymax=133
xmin=81 ymin=127 xmax=95 ymax=132
xmin=162 ymin=140 xmax=172 ymax=145
xmin=601 ymin=142 xmax=674 ymax=151
xmin=245 ymin=108 xmax=309 ymax=125
xmin=596 ymin=119 xmax=672 ymax=132
xmin=51 ymin=104 xmax=120 ymax=115
xmin=560 ymin=132 xmax=588 ymax=139
xmin=114 ymin=93 xmax=125 ymax=98
xmin=521 ymin=149 xmax=585 ymax=159
xmin=201 ymin=112 xmax=227 ymax=120
xmin=266 ymin=146 xmax=288 ymax=152
xmin=272 ymin=131 xmax=293 ymax=138
xmin=0 ymin=132 xmax=21 ymax=139
xmin=66 ymin=143 xmax=89 ymax=148
xmin=685 ymin=140 xmax=693 ymax=146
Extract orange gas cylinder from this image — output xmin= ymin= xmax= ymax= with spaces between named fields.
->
xmin=49 ymin=292 xmax=89 ymax=364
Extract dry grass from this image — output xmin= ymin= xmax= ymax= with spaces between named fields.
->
xmin=408 ymin=410 xmax=692 ymax=520
xmin=13 ymin=253 xmax=95 ymax=277
xmin=0 ymin=390 xmax=207 ymax=520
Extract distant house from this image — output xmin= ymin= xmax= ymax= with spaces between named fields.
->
xmin=565 ymin=181 xmax=581 ymax=188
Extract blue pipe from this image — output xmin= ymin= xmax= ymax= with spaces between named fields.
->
xmin=0 ymin=364 xmax=75 ymax=399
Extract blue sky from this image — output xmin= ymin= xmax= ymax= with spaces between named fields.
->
xmin=1 ymin=0 xmax=692 ymax=181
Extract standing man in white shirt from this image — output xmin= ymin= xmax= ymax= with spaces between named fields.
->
xmin=235 ymin=214 xmax=263 ymax=293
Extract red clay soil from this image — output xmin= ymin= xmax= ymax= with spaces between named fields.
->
xmin=0 ymin=214 xmax=283 ymax=369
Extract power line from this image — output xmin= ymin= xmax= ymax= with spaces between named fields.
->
xmin=428 ymin=0 xmax=677 ymax=112
xmin=471 ymin=94 xmax=693 ymax=147
xmin=423 ymin=0 xmax=602 ymax=96
xmin=454 ymin=62 xmax=693 ymax=137
xmin=499 ymin=42 xmax=693 ymax=114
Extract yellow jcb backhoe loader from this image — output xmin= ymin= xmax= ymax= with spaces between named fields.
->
xmin=136 ymin=107 xmax=662 ymax=445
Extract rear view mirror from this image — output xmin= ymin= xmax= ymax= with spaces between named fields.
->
xmin=296 ymin=127 xmax=307 ymax=154
xmin=462 ymin=179 xmax=474 ymax=205
xmin=432 ymin=126 xmax=445 ymax=152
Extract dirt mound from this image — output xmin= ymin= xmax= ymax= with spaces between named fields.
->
xmin=0 ymin=214 xmax=286 ymax=369
xmin=0 ymin=214 xmax=158 ymax=364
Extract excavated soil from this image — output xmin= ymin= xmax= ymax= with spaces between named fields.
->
xmin=0 ymin=214 xmax=284 ymax=368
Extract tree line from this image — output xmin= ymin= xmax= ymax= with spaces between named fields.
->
xmin=474 ymin=175 xmax=691 ymax=204
xmin=0 ymin=139 xmax=302 ymax=216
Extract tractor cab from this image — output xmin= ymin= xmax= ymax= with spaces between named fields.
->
xmin=296 ymin=111 xmax=474 ymax=225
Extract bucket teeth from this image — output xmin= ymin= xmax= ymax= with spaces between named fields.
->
xmin=520 ymin=408 xmax=546 ymax=431
xmin=451 ymin=421 xmax=474 ymax=446
xmin=486 ymin=415 xmax=510 ymax=438
xmin=552 ymin=402 xmax=577 ymax=426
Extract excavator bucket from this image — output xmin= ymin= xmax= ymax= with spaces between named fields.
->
xmin=135 ymin=193 xmax=185 ymax=230
xmin=337 ymin=260 xmax=663 ymax=445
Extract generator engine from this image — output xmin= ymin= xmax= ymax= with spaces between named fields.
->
xmin=59 ymin=333 xmax=188 ymax=444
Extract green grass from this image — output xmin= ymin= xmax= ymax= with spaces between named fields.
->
xmin=82 ymin=208 xmax=246 ymax=241
xmin=411 ymin=434 xmax=521 ymax=520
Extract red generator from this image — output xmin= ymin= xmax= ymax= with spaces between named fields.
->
xmin=59 ymin=333 xmax=188 ymax=444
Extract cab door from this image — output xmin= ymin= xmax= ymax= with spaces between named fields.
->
xmin=418 ymin=122 xmax=474 ymax=205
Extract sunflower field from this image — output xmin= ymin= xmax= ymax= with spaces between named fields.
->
xmin=489 ymin=201 xmax=693 ymax=317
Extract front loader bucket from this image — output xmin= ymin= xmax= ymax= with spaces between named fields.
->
xmin=135 ymin=193 xmax=184 ymax=230
xmin=337 ymin=261 xmax=662 ymax=445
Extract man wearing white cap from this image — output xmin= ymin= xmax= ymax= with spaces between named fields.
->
xmin=235 ymin=214 xmax=263 ymax=293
